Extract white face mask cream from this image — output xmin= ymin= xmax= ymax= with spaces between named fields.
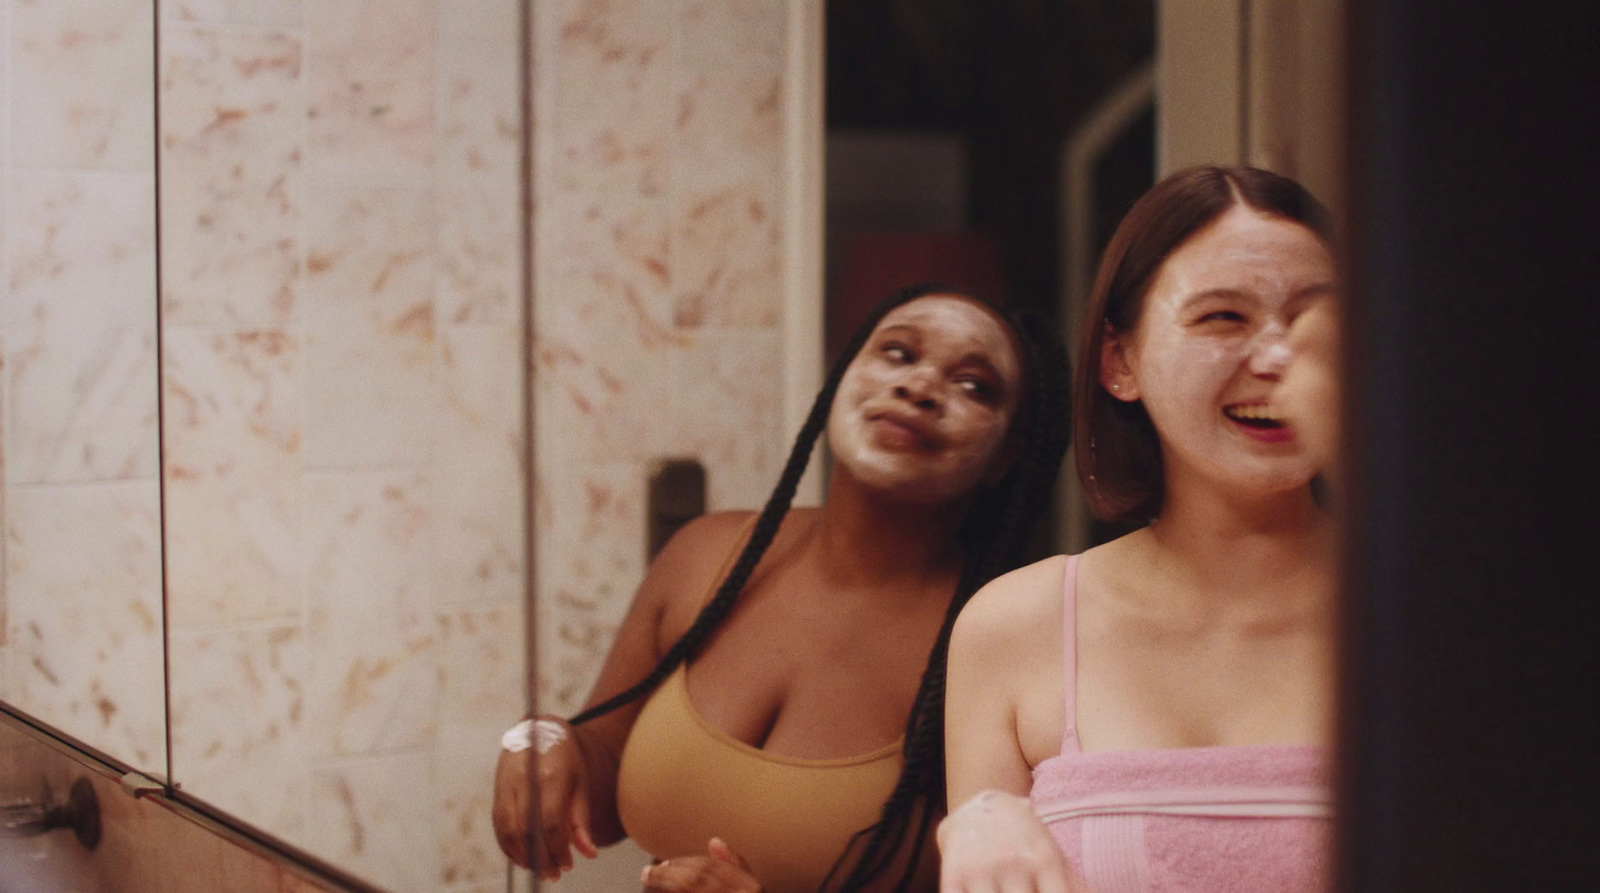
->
xmin=1106 ymin=205 xmax=1336 ymax=496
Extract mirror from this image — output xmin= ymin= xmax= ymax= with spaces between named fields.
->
xmin=6 ymin=1 xmax=528 ymax=891
xmin=2 ymin=0 xmax=166 ymax=774
xmin=155 ymin=1 xmax=527 ymax=890
xmin=537 ymin=3 xmax=1343 ymax=892
xmin=2 ymin=1 xmax=1343 ymax=892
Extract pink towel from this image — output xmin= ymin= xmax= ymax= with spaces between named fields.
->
xmin=1029 ymin=555 xmax=1333 ymax=893
xmin=1031 ymin=744 xmax=1331 ymax=893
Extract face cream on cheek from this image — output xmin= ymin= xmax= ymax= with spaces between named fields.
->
xmin=1130 ymin=321 xmax=1242 ymax=421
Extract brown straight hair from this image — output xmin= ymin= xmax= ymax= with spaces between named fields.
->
xmin=1075 ymin=165 xmax=1333 ymax=521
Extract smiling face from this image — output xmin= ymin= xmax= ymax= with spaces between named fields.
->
xmin=1099 ymin=204 xmax=1337 ymax=499
xmin=827 ymin=294 xmax=1025 ymax=505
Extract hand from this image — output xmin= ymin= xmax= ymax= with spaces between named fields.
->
xmin=491 ymin=718 xmax=598 ymax=879
xmin=641 ymin=837 xmax=764 ymax=892
xmin=1279 ymin=298 xmax=1342 ymax=486
xmin=938 ymin=789 xmax=1077 ymax=893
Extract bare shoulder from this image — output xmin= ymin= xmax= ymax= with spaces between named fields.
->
xmin=645 ymin=509 xmax=817 ymax=642
xmin=653 ymin=510 xmax=759 ymax=566
xmin=952 ymin=554 xmax=1070 ymax=650
xmin=644 ymin=510 xmax=760 ymax=609
xmin=948 ymin=555 xmax=1070 ymax=759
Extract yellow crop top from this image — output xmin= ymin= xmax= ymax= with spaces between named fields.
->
xmin=616 ymin=665 xmax=923 ymax=893
xmin=613 ymin=524 xmax=937 ymax=892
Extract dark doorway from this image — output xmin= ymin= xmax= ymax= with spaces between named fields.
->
xmin=823 ymin=0 xmax=1155 ymax=354
xmin=824 ymin=1 xmax=1155 ymax=552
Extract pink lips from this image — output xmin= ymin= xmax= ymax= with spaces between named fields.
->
xmin=1231 ymin=417 xmax=1296 ymax=444
xmin=1223 ymin=402 xmax=1296 ymax=445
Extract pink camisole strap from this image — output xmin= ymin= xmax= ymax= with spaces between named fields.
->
xmin=1059 ymin=553 xmax=1083 ymax=755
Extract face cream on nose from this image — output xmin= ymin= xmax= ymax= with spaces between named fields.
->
xmin=1261 ymin=338 xmax=1292 ymax=368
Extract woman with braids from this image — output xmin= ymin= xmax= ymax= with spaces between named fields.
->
xmin=941 ymin=167 xmax=1340 ymax=893
xmin=492 ymin=283 xmax=1072 ymax=893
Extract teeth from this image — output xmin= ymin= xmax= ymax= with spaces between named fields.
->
xmin=1225 ymin=404 xmax=1281 ymax=421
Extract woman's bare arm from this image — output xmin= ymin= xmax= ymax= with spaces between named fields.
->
xmin=568 ymin=510 xmax=759 ymax=844
xmin=496 ymin=511 xmax=757 ymax=874
xmin=942 ymin=556 xmax=1077 ymax=893
xmin=945 ymin=556 xmax=1065 ymax=803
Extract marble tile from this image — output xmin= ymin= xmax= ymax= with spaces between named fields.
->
xmin=435 ymin=6 xmax=519 ymax=183
xmin=436 ymin=604 xmax=524 ymax=885
xmin=551 ymin=0 xmax=674 ymax=199
xmin=307 ymin=751 xmax=439 ymax=893
xmin=432 ymin=325 xmax=523 ymax=606
xmin=535 ymin=460 xmax=646 ymax=715
xmin=7 ymin=0 xmax=155 ymax=171
xmin=437 ymin=604 xmax=524 ymax=731
xmin=3 ymin=481 xmax=164 ymax=769
xmin=303 ymin=183 xmax=434 ymax=330
xmin=0 ymin=330 xmax=7 ymax=649
xmin=301 ymin=183 xmax=441 ymax=469
xmin=1 ymin=3 xmax=8 ymax=194
xmin=303 ymin=467 xmax=439 ymax=757
xmin=163 ymin=0 xmax=302 ymax=27
xmin=669 ymin=1 xmax=787 ymax=330
xmin=535 ymin=261 xmax=684 ymax=469
xmin=674 ymin=0 xmax=786 ymax=183
xmin=437 ymin=0 xmax=518 ymax=52
xmin=159 ymin=24 xmax=304 ymax=328
xmin=539 ymin=1 xmax=681 ymax=470
xmin=435 ymin=0 xmax=521 ymax=329
xmin=670 ymin=175 xmax=783 ymax=330
xmin=305 ymin=0 xmax=435 ymax=181
xmin=162 ymin=328 xmax=304 ymax=628
xmin=435 ymin=21 xmax=520 ymax=326
xmin=1 ymin=15 xmax=7 ymax=654
xmin=4 ymin=171 xmax=159 ymax=485
xmin=167 ymin=625 xmax=309 ymax=848
xmin=673 ymin=331 xmax=787 ymax=510
xmin=437 ymin=173 xmax=518 ymax=326
xmin=302 ymin=319 xmax=441 ymax=469
xmin=547 ymin=177 xmax=671 ymax=292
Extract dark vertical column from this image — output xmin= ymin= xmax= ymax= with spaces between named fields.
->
xmin=1339 ymin=1 xmax=1599 ymax=890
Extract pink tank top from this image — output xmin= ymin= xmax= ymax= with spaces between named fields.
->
xmin=1029 ymin=555 xmax=1332 ymax=893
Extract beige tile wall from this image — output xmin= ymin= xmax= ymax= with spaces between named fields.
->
xmin=3 ymin=2 xmax=819 ymax=892
xmin=1 ymin=0 xmax=166 ymax=774
xmin=3 ymin=1 xmax=523 ymax=891
xmin=530 ymin=1 xmax=820 ymax=888
xmin=156 ymin=2 xmax=524 ymax=891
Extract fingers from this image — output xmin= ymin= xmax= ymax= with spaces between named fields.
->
xmin=569 ymin=773 xmax=598 ymax=859
xmin=641 ymin=853 xmax=763 ymax=893
xmin=939 ymin=789 xmax=1076 ymax=893
xmin=534 ymin=754 xmax=577 ymax=879
xmin=706 ymin=837 xmax=749 ymax=870
xmin=946 ymin=852 xmax=1074 ymax=893
xmin=491 ymin=750 xmax=531 ymax=868
xmin=537 ymin=795 xmax=573 ymax=879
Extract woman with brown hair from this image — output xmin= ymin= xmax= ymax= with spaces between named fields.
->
xmin=942 ymin=167 xmax=1340 ymax=892
xmin=494 ymin=283 xmax=1073 ymax=893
